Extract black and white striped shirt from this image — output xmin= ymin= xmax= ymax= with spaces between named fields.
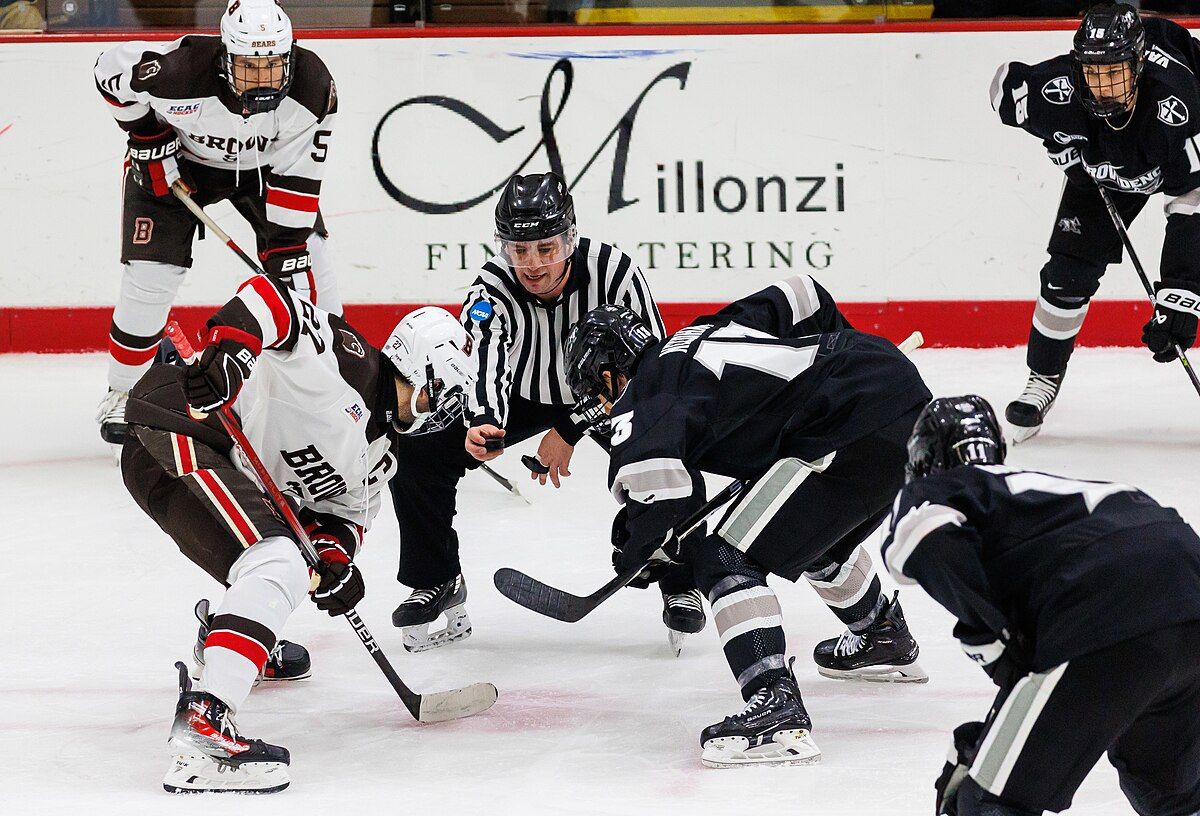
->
xmin=460 ymin=237 xmax=665 ymax=428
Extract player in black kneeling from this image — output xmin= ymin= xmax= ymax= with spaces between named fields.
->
xmin=566 ymin=274 xmax=933 ymax=767
xmin=884 ymin=396 xmax=1200 ymax=816
xmin=993 ymin=3 xmax=1200 ymax=440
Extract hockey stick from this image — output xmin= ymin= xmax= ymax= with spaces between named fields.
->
xmin=479 ymin=463 xmax=530 ymax=504
xmin=493 ymin=477 xmax=749 ymax=623
xmin=1095 ymin=185 xmax=1200 ymax=398
xmin=493 ymin=329 xmax=925 ymax=623
xmin=165 ymin=321 xmax=498 ymax=724
xmin=172 ymin=181 xmax=264 ymax=276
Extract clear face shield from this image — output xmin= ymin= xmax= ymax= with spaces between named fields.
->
xmin=495 ymin=226 xmax=578 ymax=270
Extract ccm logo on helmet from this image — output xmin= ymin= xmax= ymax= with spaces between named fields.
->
xmin=513 ymin=221 xmax=540 ymax=229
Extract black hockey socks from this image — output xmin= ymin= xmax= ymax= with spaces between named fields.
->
xmin=804 ymin=544 xmax=886 ymax=633
xmin=693 ymin=537 xmax=788 ymax=700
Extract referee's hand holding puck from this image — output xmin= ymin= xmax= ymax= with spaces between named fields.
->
xmin=466 ymin=424 xmax=506 ymax=462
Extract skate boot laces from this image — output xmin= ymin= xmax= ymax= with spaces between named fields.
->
xmin=95 ymin=389 xmax=128 ymax=423
xmin=667 ymin=590 xmax=703 ymax=612
xmin=1018 ymin=373 xmax=1061 ymax=411
xmin=404 ymin=586 xmax=439 ymax=606
xmin=833 ymin=630 xmax=866 ymax=658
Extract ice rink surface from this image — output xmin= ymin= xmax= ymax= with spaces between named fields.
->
xmin=3 ymin=347 xmax=1196 ymax=815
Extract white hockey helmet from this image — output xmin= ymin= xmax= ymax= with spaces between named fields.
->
xmin=383 ymin=307 xmax=476 ymax=436
xmin=219 ymin=0 xmax=295 ymax=114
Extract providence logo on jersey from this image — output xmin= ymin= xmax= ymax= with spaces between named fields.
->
xmin=372 ymin=57 xmax=843 ymax=276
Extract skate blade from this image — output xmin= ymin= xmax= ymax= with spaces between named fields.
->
xmin=668 ymin=630 xmax=686 ymax=658
xmin=163 ymin=753 xmax=290 ymax=794
xmin=817 ymin=661 xmax=929 ymax=684
xmin=701 ymin=729 xmax=822 ymax=768
xmin=402 ymin=606 xmax=472 ymax=653
xmin=1008 ymin=423 xmax=1042 ymax=444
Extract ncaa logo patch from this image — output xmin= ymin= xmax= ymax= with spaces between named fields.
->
xmin=1041 ymin=76 xmax=1074 ymax=104
xmin=1158 ymin=96 xmax=1189 ymax=126
xmin=469 ymin=300 xmax=493 ymax=322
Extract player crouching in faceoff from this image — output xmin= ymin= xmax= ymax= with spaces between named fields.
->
xmin=886 ymin=396 xmax=1200 ymax=816
xmin=119 ymin=276 xmax=473 ymax=793
xmin=565 ymin=274 xmax=933 ymax=767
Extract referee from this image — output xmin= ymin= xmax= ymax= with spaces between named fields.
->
xmin=389 ymin=172 xmax=706 ymax=654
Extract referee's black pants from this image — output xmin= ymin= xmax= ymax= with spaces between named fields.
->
xmin=390 ymin=396 xmax=696 ymax=594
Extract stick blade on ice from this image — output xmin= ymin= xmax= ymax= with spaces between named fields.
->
xmin=493 ymin=568 xmax=589 ymax=623
xmin=417 ymin=682 xmax=499 ymax=723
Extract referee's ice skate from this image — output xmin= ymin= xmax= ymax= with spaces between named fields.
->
xmin=163 ymin=663 xmax=290 ymax=794
xmin=392 ymin=574 xmax=472 ymax=652
xmin=700 ymin=659 xmax=821 ymax=768
xmin=811 ymin=592 xmax=927 ymax=683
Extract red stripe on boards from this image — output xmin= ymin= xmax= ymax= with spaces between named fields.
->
xmin=0 ymin=301 xmax=1156 ymax=354
xmin=204 ymin=630 xmax=269 ymax=669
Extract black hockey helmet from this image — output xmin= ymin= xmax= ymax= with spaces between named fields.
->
xmin=494 ymin=173 xmax=576 ymax=242
xmin=566 ymin=305 xmax=656 ymax=407
xmin=906 ymin=395 xmax=1007 ymax=483
xmin=1072 ymin=3 xmax=1146 ymax=120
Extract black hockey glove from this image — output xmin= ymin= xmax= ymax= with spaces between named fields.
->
xmin=955 ymin=624 xmax=1030 ymax=691
xmin=182 ymin=326 xmax=261 ymax=413
xmin=1142 ymin=278 xmax=1200 ymax=363
xmin=311 ymin=538 xmax=365 ymax=617
xmin=611 ymin=507 xmax=681 ymax=589
xmin=128 ymin=128 xmax=183 ymax=197
xmin=261 ymin=244 xmax=313 ymax=282
xmin=934 ymin=720 xmax=986 ymax=816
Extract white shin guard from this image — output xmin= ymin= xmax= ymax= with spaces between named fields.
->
xmin=201 ymin=536 xmax=308 ymax=713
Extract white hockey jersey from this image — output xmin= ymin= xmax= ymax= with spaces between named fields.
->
xmin=94 ymin=35 xmax=336 ymax=249
xmin=221 ymin=276 xmax=395 ymax=533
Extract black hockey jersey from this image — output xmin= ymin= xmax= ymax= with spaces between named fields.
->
xmin=95 ymin=36 xmax=337 ymax=254
xmin=126 ymin=275 xmax=396 ymax=536
xmin=882 ymin=464 xmax=1200 ymax=672
xmin=606 ymin=274 xmax=931 ymax=555
xmin=992 ymin=18 xmax=1200 ymax=200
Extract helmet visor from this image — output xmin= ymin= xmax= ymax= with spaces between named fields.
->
xmin=495 ymin=226 xmax=577 ymax=269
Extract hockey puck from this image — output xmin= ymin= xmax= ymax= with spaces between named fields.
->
xmin=484 ymin=437 xmax=505 ymax=452
xmin=521 ymin=455 xmax=550 ymax=475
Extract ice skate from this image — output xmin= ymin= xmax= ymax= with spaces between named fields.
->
xmin=163 ymin=662 xmax=290 ymax=794
xmin=663 ymin=588 xmax=705 ymax=657
xmin=813 ymin=591 xmax=927 ymax=683
xmin=96 ymin=387 xmax=129 ymax=447
xmin=191 ymin=599 xmax=311 ymax=683
xmin=700 ymin=658 xmax=821 ymax=768
xmin=392 ymin=574 xmax=471 ymax=653
xmin=1005 ymin=371 xmax=1063 ymax=443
